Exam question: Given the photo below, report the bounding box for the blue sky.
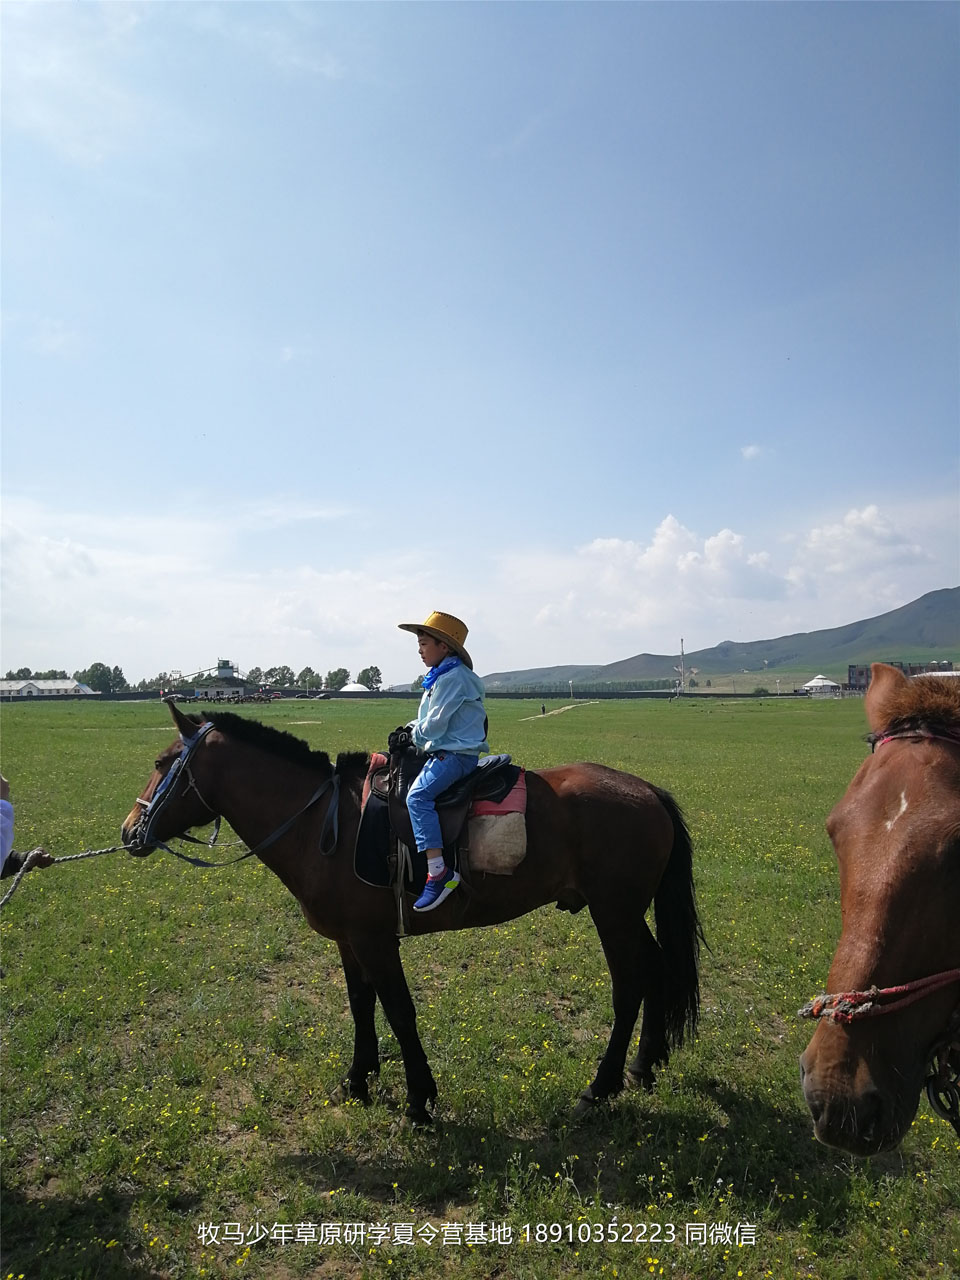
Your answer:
[2,1,957,687]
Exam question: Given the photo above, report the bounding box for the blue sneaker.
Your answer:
[413,866,460,912]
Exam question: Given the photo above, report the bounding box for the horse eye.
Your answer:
[154,759,163,770]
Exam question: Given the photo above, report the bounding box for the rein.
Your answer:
[130,722,341,866]
[152,774,340,868]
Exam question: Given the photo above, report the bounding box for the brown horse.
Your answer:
[121,699,703,1124]
[799,663,960,1154]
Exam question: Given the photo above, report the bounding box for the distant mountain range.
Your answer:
[482,587,959,690]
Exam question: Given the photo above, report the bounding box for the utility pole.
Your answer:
[674,638,686,696]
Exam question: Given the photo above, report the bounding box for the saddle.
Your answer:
[355,728,519,896]
[372,729,517,854]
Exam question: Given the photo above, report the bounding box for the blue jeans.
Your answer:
[406,752,479,852]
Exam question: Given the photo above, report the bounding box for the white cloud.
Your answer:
[20,315,84,357]
[489,516,788,660]
[1,495,954,684]
[2,3,147,165]
[479,503,953,666]
[741,444,762,460]
[241,499,353,531]
[786,504,938,616]
[0,495,426,683]
[191,6,344,80]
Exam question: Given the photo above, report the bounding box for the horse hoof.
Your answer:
[403,1108,434,1128]
[331,1080,371,1107]
[625,1068,655,1093]
[573,1093,596,1119]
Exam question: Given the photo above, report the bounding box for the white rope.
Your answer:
[0,844,125,911]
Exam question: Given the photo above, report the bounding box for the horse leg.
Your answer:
[626,922,669,1090]
[348,934,438,1124]
[336,941,380,1105]
[578,905,644,1110]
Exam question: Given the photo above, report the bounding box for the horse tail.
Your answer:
[650,785,704,1049]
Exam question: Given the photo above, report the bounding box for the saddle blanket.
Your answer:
[355,761,528,888]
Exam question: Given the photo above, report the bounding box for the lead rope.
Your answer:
[0,844,125,911]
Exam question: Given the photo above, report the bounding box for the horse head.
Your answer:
[121,699,219,855]
[799,663,960,1153]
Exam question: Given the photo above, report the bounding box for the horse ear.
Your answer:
[165,696,206,739]
[864,663,909,733]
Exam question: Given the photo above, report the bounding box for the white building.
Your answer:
[803,674,841,697]
[0,679,97,698]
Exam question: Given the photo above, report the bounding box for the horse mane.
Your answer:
[206,711,333,773]
[880,674,960,737]
[335,751,372,779]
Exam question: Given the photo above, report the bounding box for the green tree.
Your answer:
[135,672,171,692]
[411,674,425,691]
[325,668,350,691]
[246,666,263,685]
[297,666,320,689]
[6,667,32,679]
[111,665,128,692]
[74,662,113,693]
[356,665,382,691]
[262,666,295,688]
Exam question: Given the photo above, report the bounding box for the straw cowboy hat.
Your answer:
[398,611,473,669]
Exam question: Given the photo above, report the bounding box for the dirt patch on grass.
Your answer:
[519,702,600,722]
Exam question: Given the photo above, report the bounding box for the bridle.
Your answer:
[129,722,341,867]
[132,722,222,855]
[800,722,960,1137]
[869,726,960,753]
[799,976,960,1138]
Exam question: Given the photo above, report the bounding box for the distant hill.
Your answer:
[483,663,605,689]
[481,587,959,689]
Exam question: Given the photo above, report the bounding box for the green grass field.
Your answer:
[2,696,957,1279]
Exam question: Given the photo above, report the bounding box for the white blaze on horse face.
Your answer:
[885,790,909,832]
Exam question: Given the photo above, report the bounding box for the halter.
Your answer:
[801,722,960,1135]
[130,722,341,867]
[870,726,960,752]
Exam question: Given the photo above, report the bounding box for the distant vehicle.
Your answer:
[269,692,284,700]
[312,692,329,700]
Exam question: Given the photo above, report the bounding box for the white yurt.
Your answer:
[803,674,840,697]
[339,681,372,693]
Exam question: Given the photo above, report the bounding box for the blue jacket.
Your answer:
[412,661,489,755]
